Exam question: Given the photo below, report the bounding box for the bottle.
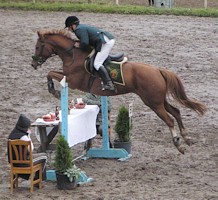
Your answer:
[55,106,59,120]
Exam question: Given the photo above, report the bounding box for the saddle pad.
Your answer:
[108,57,128,86]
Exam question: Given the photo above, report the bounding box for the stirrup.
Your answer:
[101,81,115,91]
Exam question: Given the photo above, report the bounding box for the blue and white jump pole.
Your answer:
[86,96,129,159]
[60,76,68,140]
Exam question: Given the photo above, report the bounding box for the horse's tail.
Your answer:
[159,69,207,116]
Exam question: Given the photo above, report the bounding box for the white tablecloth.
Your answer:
[60,105,99,147]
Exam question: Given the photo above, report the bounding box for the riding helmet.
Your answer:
[65,16,80,28]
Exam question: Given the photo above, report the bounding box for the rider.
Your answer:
[65,16,115,91]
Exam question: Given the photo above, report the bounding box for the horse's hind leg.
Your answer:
[47,71,64,99]
[152,105,185,154]
[164,101,192,146]
[164,101,184,131]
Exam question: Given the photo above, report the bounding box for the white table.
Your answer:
[60,105,99,147]
[32,119,60,152]
[34,105,99,149]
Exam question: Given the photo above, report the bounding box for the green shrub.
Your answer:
[114,106,132,142]
[54,135,72,173]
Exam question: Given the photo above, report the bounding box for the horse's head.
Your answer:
[31,29,76,69]
[31,31,54,69]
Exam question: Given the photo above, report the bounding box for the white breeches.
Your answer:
[94,35,115,70]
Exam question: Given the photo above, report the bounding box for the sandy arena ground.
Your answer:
[0,10,217,200]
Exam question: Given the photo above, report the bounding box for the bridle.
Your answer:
[32,39,76,66]
[32,40,55,66]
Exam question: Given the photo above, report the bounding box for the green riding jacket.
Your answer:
[73,24,114,52]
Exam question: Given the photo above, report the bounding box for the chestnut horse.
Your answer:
[31,29,207,154]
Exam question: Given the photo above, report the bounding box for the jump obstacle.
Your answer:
[47,77,92,183]
[86,96,129,159]
[47,76,130,182]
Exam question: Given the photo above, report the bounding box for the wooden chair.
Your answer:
[8,139,43,192]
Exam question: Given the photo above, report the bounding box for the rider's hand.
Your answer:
[74,42,80,48]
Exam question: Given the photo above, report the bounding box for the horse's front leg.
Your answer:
[47,71,64,99]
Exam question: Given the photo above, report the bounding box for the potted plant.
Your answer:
[54,135,82,190]
[113,106,132,154]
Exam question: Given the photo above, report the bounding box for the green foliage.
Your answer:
[54,135,83,182]
[114,106,132,142]
[64,165,84,182]
[0,2,217,17]
[54,135,72,173]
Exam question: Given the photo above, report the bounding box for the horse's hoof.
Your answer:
[48,81,54,92]
[177,146,185,154]
[184,136,192,146]
[54,91,61,99]
[173,136,181,147]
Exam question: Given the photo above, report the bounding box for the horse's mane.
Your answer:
[37,28,76,40]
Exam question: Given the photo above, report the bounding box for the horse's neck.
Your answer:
[50,36,91,69]
[49,35,88,62]
[49,35,75,52]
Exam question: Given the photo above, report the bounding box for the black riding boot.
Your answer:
[98,66,115,91]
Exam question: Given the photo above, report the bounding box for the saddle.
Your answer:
[84,50,128,91]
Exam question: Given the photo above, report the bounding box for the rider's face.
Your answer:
[68,24,76,32]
